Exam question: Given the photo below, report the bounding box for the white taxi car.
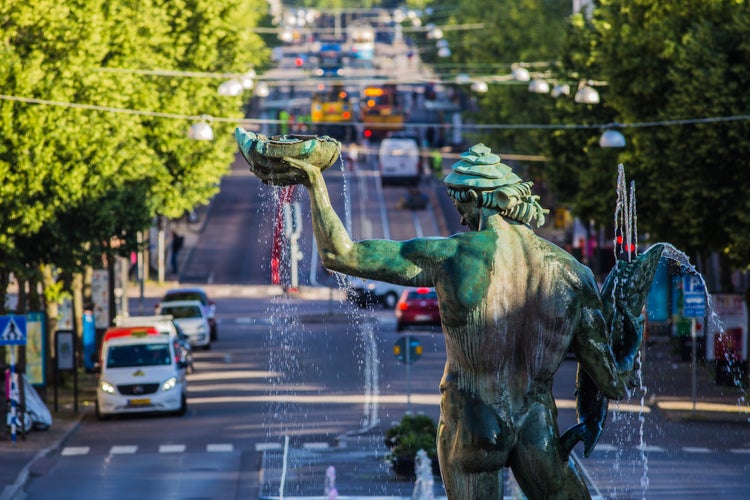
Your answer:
[96,326,188,419]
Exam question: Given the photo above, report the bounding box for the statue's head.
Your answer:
[444,143,548,229]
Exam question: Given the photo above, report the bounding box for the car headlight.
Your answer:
[197,324,207,334]
[161,377,178,392]
[99,380,115,394]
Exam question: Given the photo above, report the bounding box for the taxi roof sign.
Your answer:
[102,326,160,342]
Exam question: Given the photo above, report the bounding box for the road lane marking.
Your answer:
[110,445,137,454]
[591,443,619,452]
[61,447,90,456]
[730,448,750,454]
[683,446,711,453]
[302,442,329,450]
[207,443,234,452]
[159,444,186,453]
[636,444,665,453]
[256,442,282,451]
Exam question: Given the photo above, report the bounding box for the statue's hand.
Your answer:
[280,156,320,187]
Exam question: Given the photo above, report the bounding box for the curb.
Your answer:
[0,414,84,500]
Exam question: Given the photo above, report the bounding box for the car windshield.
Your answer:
[106,344,171,368]
[407,290,437,300]
[161,305,202,319]
[164,292,206,304]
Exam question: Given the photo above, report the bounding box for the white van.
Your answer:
[115,315,194,373]
[379,137,420,187]
[96,326,188,419]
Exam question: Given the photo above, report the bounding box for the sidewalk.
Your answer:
[640,338,749,423]
[0,375,93,500]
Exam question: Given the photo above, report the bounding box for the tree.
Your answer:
[550,0,750,274]
[422,0,572,154]
[0,0,270,354]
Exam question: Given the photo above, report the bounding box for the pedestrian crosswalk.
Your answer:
[58,441,750,457]
[61,443,235,456]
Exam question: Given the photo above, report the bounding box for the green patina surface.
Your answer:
[236,128,664,500]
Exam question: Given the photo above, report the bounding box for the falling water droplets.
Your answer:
[614,164,637,262]
[412,449,435,500]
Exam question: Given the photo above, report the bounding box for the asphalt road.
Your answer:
[14,147,750,499]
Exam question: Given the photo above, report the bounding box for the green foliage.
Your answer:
[552,0,750,269]
[422,0,571,154]
[0,0,269,282]
[384,413,438,463]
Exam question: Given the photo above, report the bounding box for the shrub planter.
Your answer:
[384,414,440,478]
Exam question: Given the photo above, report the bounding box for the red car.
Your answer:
[395,288,441,332]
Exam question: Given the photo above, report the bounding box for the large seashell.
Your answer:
[235,128,341,186]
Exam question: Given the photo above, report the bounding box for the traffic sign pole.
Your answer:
[405,333,411,415]
[8,347,17,444]
[691,318,697,415]
[393,334,423,415]
[0,314,27,446]
[682,275,706,415]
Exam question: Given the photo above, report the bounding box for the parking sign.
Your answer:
[683,275,706,318]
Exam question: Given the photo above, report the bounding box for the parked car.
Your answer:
[347,278,408,309]
[156,300,211,350]
[115,315,194,374]
[395,287,441,332]
[95,325,188,419]
[157,287,217,341]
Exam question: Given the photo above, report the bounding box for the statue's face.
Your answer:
[454,199,481,231]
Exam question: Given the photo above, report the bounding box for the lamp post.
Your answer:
[528,79,550,94]
[599,128,626,148]
[574,82,600,104]
[188,117,214,141]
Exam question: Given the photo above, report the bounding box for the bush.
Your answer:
[384,414,438,474]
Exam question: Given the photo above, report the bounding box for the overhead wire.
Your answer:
[1,93,749,131]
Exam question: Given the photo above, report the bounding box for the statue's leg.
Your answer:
[438,418,504,500]
[510,403,591,500]
[437,380,512,499]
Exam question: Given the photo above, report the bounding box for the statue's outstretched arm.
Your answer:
[284,157,435,285]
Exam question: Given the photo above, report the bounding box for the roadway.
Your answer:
[13,148,750,499]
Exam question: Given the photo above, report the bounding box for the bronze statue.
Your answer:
[236,129,663,500]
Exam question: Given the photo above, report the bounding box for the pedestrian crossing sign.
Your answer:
[0,315,27,345]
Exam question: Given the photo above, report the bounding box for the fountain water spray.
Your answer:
[614,164,637,262]
[412,449,434,500]
[324,465,338,499]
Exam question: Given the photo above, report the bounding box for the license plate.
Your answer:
[128,398,151,406]
[415,314,431,321]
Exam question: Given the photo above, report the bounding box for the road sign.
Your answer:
[683,275,706,318]
[393,335,422,364]
[0,315,27,345]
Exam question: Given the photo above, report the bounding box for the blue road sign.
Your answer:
[393,336,422,364]
[682,275,706,319]
[0,315,27,345]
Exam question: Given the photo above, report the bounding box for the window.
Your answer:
[107,344,171,368]
[161,305,202,319]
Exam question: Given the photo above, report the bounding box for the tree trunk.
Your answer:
[41,265,59,387]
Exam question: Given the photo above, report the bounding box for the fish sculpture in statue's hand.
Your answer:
[560,243,665,458]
